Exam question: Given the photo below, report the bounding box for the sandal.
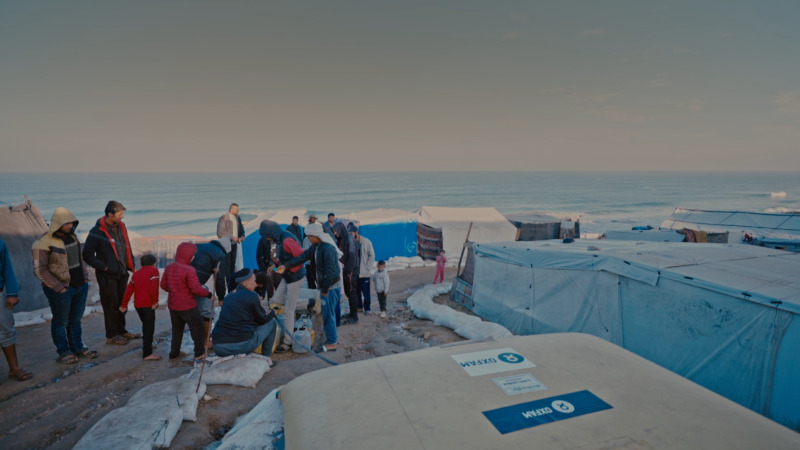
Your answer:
[106,336,129,345]
[57,354,79,364]
[122,332,142,340]
[77,348,98,359]
[8,368,33,381]
[319,344,338,352]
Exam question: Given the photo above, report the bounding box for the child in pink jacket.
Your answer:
[433,250,447,284]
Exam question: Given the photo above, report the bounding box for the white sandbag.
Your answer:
[454,321,514,340]
[188,354,271,388]
[411,301,451,322]
[216,388,284,450]
[13,309,47,327]
[127,378,207,422]
[433,308,481,330]
[389,256,411,264]
[408,262,425,268]
[73,404,184,449]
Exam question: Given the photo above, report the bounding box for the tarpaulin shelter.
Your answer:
[413,206,517,261]
[0,199,49,311]
[340,208,418,261]
[505,212,579,241]
[279,333,800,449]
[470,239,800,429]
[660,208,800,251]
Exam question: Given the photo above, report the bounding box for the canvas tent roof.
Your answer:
[660,208,800,242]
[470,240,800,429]
[413,206,517,258]
[280,333,800,449]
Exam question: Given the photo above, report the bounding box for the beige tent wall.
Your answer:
[0,199,50,311]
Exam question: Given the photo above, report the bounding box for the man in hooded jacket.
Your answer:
[190,237,230,349]
[33,207,96,363]
[259,220,306,352]
[82,201,137,345]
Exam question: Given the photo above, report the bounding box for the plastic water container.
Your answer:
[292,328,311,353]
[295,315,312,330]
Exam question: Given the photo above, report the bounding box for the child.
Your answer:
[161,242,212,362]
[433,250,447,284]
[372,260,390,319]
[121,254,161,360]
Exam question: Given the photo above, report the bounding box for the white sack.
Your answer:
[127,378,207,422]
[454,321,514,340]
[216,388,284,450]
[188,354,271,388]
[73,404,184,449]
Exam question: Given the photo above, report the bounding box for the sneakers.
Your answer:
[379,311,387,319]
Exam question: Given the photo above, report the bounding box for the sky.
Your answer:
[1,0,799,172]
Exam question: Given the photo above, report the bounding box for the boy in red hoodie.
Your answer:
[120,254,161,360]
[161,242,211,362]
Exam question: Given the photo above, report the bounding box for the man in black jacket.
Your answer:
[191,237,230,349]
[82,201,138,345]
[279,222,342,352]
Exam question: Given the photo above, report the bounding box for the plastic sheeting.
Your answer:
[0,199,49,311]
[660,208,800,249]
[471,239,800,429]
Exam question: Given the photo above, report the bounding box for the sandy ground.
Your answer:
[0,266,464,449]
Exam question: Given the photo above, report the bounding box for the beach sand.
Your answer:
[0,266,463,449]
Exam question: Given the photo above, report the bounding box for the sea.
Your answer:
[1,172,798,238]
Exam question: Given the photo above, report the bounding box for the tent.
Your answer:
[470,239,800,429]
[340,208,418,261]
[660,208,800,251]
[413,206,517,261]
[505,211,579,241]
[279,333,800,449]
[0,199,49,311]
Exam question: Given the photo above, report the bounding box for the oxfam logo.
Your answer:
[497,352,525,364]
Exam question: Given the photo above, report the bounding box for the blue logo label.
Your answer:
[483,390,612,435]
[497,352,525,364]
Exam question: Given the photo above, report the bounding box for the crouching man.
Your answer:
[211,269,278,360]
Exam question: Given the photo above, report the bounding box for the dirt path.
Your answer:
[0,266,462,449]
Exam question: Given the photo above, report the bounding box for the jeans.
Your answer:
[0,291,17,347]
[377,292,387,312]
[272,278,302,344]
[213,321,277,357]
[357,277,371,312]
[97,273,129,339]
[43,283,89,357]
[135,307,156,358]
[321,287,340,345]
[169,308,205,358]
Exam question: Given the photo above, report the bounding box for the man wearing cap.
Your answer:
[211,268,278,361]
[279,222,342,352]
[83,200,138,345]
[217,203,245,274]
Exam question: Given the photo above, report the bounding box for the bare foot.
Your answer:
[144,354,162,361]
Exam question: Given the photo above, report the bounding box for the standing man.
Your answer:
[260,220,306,353]
[1,238,33,381]
[322,213,337,241]
[341,223,360,325]
[286,216,304,242]
[303,215,318,289]
[32,207,96,363]
[352,226,375,314]
[279,222,342,352]
[190,237,230,349]
[83,201,138,345]
[217,203,245,275]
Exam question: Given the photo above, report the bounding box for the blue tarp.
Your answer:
[471,240,800,429]
[359,221,417,261]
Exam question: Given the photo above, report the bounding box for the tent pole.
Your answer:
[456,222,473,278]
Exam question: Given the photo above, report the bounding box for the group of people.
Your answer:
[1,201,406,378]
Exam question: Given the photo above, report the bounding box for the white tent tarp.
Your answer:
[413,206,517,259]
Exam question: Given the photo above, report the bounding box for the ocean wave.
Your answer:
[770,191,787,199]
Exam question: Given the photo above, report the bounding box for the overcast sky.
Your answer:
[1,1,799,172]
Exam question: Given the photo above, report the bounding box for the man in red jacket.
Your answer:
[161,242,211,362]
